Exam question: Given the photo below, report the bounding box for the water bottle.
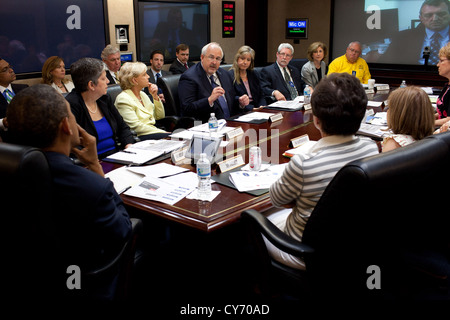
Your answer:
[400,80,407,88]
[303,85,311,104]
[208,113,218,134]
[197,153,211,200]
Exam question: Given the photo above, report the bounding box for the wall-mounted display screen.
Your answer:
[135,0,210,63]
[0,0,107,75]
[286,18,308,39]
[332,0,448,68]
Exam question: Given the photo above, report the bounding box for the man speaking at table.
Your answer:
[178,42,249,123]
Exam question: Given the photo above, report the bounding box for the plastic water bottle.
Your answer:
[400,80,407,88]
[303,85,311,104]
[197,153,211,200]
[208,113,218,134]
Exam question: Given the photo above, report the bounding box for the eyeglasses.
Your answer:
[277,52,292,58]
[439,58,449,63]
[347,48,361,54]
[0,64,12,73]
[206,55,222,62]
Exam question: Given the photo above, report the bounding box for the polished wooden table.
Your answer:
[102,90,389,233]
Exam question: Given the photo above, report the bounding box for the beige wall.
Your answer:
[267,0,331,63]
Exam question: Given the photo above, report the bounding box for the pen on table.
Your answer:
[122,150,136,154]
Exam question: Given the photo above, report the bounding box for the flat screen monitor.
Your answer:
[332,0,446,69]
[286,18,308,39]
[0,0,107,76]
[134,0,210,63]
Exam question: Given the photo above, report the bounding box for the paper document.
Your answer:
[124,176,195,205]
[229,170,283,192]
[105,148,163,165]
[233,112,272,122]
[365,112,387,125]
[105,166,144,194]
[357,123,389,138]
[283,140,317,158]
[131,139,186,154]
[268,99,303,110]
[127,162,189,178]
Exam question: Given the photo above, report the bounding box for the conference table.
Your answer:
[101,90,389,233]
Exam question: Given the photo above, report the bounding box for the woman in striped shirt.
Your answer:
[265,73,380,270]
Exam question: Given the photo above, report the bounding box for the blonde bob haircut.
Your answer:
[118,61,148,90]
[387,86,435,140]
[306,42,328,61]
[231,45,255,85]
[439,42,450,60]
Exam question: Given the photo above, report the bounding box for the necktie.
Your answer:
[155,73,163,94]
[3,88,14,103]
[429,32,442,65]
[210,75,230,118]
[283,67,298,100]
[184,63,188,70]
[114,72,119,84]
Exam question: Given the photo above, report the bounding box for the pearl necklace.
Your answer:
[86,102,98,114]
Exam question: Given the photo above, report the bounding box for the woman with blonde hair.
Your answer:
[229,45,266,110]
[382,86,435,152]
[301,42,328,88]
[115,62,169,140]
[41,56,74,94]
[435,42,450,126]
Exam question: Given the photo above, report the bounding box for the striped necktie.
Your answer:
[283,67,298,100]
[210,75,230,118]
[429,33,442,65]
[3,88,14,103]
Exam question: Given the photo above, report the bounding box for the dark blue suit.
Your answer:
[45,151,131,300]
[178,62,242,123]
[229,69,266,109]
[0,83,28,118]
[260,63,305,101]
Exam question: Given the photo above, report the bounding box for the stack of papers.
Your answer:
[267,99,303,111]
[169,119,235,140]
[283,140,317,158]
[232,112,273,122]
[104,148,163,165]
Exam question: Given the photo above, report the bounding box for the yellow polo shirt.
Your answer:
[327,55,371,84]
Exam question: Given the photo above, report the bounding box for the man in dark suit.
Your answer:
[6,84,132,302]
[169,44,195,74]
[382,0,450,65]
[101,44,121,85]
[260,43,305,102]
[146,50,171,103]
[0,58,28,137]
[178,42,249,123]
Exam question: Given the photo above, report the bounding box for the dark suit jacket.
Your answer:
[169,59,195,75]
[0,83,28,118]
[260,63,305,101]
[229,69,266,109]
[106,70,118,85]
[147,69,172,85]
[45,151,131,300]
[382,23,450,65]
[66,90,135,158]
[178,62,242,123]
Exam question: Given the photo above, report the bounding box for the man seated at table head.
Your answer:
[260,43,306,102]
[6,84,132,301]
[327,41,371,84]
[101,44,121,85]
[178,42,249,123]
[169,43,195,74]
[265,72,379,270]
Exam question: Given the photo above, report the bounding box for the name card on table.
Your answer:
[303,103,312,111]
[290,134,310,148]
[365,89,375,94]
[171,146,188,164]
[269,113,283,122]
[217,154,245,173]
[226,126,244,140]
[376,84,390,91]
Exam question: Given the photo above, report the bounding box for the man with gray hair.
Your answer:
[101,44,121,84]
[178,42,249,123]
[327,41,371,84]
[260,43,305,102]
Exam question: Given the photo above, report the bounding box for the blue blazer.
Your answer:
[178,62,241,123]
[260,63,305,101]
[229,69,266,109]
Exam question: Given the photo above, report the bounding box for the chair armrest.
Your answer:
[241,209,314,258]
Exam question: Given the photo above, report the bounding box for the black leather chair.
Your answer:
[289,58,309,72]
[242,133,450,301]
[0,143,143,304]
[157,74,195,129]
[106,83,123,104]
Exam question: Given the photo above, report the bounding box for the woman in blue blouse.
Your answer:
[66,57,135,158]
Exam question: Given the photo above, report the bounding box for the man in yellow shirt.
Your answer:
[328,41,371,84]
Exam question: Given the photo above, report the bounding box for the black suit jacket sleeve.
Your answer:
[66,91,135,152]
[260,63,305,101]
[229,69,266,109]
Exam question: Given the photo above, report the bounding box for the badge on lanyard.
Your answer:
[352,71,356,77]
[289,81,295,87]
